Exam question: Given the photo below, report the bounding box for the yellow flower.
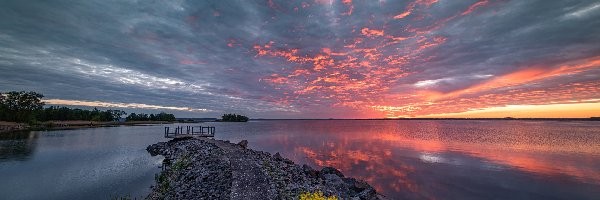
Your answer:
[299,191,338,200]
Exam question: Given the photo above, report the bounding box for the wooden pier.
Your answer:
[164,125,215,138]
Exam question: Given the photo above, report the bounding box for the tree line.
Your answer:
[125,112,175,121]
[220,113,249,122]
[36,106,126,122]
[0,91,176,123]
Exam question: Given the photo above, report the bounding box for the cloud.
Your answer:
[1,0,599,118]
[44,99,212,112]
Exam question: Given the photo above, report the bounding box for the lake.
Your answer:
[1,120,599,199]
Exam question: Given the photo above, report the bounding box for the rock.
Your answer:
[357,186,377,200]
[323,173,346,189]
[283,158,294,164]
[274,152,283,161]
[352,180,378,200]
[353,180,369,190]
[146,142,166,156]
[343,177,357,187]
[319,166,345,178]
[302,164,318,178]
[238,140,248,149]
[146,138,381,200]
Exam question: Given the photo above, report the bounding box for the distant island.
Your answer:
[218,113,249,122]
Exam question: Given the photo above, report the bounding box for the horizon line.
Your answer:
[177,117,600,121]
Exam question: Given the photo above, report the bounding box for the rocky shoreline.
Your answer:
[146,137,386,200]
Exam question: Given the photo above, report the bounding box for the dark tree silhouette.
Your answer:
[125,112,175,121]
[35,106,126,121]
[221,113,249,122]
[1,91,175,123]
[0,91,45,122]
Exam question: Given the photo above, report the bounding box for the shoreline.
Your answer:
[146,137,386,200]
[0,120,174,134]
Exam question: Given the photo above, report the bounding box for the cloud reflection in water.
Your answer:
[232,120,600,199]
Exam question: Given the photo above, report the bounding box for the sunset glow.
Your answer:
[1,0,599,118]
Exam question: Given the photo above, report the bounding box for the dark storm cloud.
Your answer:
[1,0,599,118]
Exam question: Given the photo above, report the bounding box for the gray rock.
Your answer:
[274,152,283,161]
[302,164,318,178]
[319,166,345,178]
[238,140,248,149]
[145,138,381,200]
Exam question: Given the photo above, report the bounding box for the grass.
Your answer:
[154,173,170,193]
[152,155,190,195]
[172,155,190,172]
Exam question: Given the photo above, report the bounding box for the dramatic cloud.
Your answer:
[1,0,599,118]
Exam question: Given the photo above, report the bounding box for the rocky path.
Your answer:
[208,139,278,199]
[146,137,384,200]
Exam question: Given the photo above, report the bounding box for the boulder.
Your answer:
[302,164,318,178]
[319,167,345,178]
[147,142,166,156]
[274,152,283,161]
[353,180,378,200]
[238,140,248,149]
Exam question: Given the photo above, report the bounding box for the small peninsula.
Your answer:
[146,137,386,200]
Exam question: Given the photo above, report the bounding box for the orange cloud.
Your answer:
[461,0,490,16]
[360,28,385,37]
[440,56,600,99]
[250,1,597,119]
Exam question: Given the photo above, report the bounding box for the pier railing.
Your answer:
[164,125,215,138]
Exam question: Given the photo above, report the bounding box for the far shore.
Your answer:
[0,120,174,133]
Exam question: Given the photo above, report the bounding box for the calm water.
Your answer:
[1,120,600,199]
[0,125,167,200]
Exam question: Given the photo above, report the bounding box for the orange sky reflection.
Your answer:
[249,120,600,198]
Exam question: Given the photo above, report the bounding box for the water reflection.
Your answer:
[0,131,38,161]
[0,126,167,200]
[213,120,600,199]
[2,121,599,199]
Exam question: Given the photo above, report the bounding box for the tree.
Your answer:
[0,94,6,121]
[156,112,175,121]
[0,91,173,123]
[125,113,137,121]
[0,91,45,122]
[108,110,127,121]
[221,113,249,122]
[125,112,175,122]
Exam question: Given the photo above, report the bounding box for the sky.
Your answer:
[1,0,599,118]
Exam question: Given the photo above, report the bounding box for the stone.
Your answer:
[274,152,283,161]
[146,138,381,200]
[320,166,345,178]
[302,164,318,178]
[238,140,248,149]
[354,180,369,190]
